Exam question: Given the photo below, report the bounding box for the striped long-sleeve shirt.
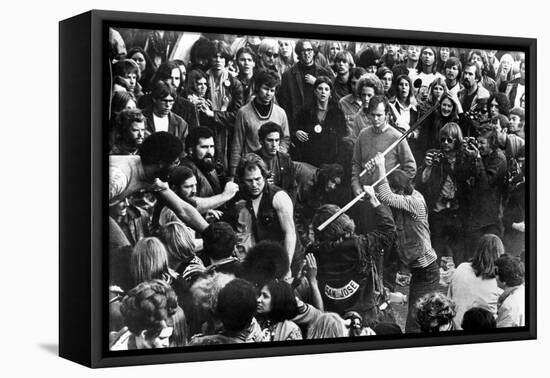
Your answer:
[376,180,437,268]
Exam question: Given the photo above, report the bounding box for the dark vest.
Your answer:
[247,184,284,243]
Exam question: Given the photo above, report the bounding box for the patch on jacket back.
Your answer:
[324,280,360,300]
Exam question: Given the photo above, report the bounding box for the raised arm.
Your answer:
[273,190,297,278]
[155,186,208,232]
[194,181,239,213]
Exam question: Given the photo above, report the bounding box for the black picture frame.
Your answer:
[59,9,537,368]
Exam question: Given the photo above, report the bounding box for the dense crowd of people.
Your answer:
[108,28,527,350]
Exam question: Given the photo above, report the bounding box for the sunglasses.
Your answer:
[264,52,279,58]
[440,137,456,144]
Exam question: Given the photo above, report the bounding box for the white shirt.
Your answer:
[153,113,169,133]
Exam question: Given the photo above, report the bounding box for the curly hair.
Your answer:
[415,292,456,333]
[495,254,525,287]
[120,279,178,336]
[202,221,237,260]
[312,204,355,242]
[241,240,289,287]
[356,74,384,96]
[139,131,183,166]
[217,278,258,332]
[190,272,235,313]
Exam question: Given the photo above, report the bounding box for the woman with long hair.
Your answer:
[256,279,302,341]
[127,46,156,94]
[159,221,203,274]
[448,234,505,329]
[278,38,297,74]
[293,76,349,169]
[307,312,348,339]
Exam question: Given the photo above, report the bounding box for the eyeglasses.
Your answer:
[440,137,456,144]
[264,52,279,58]
[301,48,314,54]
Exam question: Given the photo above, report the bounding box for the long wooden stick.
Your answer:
[359,101,439,177]
[317,164,401,232]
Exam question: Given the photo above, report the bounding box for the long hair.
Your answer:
[439,122,463,151]
[307,312,347,339]
[127,47,156,84]
[427,77,449,104]
[160,222,197,268]
[415,292,456,333]
[394,74,416,106]
[415,46,439,75]
[262,280,298,323]
[150,61,183,93]
[312,204,355,242]
[185,69,208,97]
[471,234,504,279]
[130,237,170,287]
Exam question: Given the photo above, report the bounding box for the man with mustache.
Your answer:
[109,132,208,249]
[181,127,226,198]
[110,108,146,155]
[458,62,490,113]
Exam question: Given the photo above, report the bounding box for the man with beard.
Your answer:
[110,109,146,155]
[181,127,226,198]
[458,62,490,113]
[225,153,300,280]
[109,132,208,250]
[277,39,332,128]
[163,166,239,221]
[142,81,189,143]
[229,71,290,178]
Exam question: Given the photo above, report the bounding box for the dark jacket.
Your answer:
[310,205,395,321]
[293,102,349,168]
[277,63,332,127]
[416,149,477,216]
[142,106,188,143]
[468,149,507,230]
[199,73,244,168]
[254,149,297,201]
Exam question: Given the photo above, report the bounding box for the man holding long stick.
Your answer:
[351,95,416,233]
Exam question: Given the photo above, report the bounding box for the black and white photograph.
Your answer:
[106,21,532,353]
